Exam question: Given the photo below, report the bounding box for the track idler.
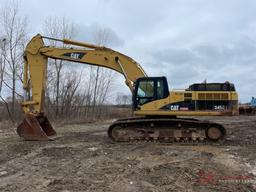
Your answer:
[17,114,56,141]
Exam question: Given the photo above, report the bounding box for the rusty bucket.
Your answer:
[17,114,56,141]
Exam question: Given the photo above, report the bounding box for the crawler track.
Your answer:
[108,117,226,143]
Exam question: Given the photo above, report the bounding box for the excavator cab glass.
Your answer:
[133,77,169,109]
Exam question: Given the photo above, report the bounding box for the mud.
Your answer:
[0,116,256,192]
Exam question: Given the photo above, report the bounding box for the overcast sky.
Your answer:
[1,0,256,102]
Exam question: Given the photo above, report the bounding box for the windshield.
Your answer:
[137,80,154,97]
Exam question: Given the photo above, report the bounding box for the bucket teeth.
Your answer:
[17,114,56,141]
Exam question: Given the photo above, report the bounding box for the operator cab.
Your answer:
[133,77,169,109]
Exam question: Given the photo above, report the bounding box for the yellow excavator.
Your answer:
[17,34,238,142]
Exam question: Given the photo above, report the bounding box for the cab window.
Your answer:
[133,77,169,109]
[156,80,164,99]
[137,80,154,97]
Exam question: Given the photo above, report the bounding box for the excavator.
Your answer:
[17,34,238,142]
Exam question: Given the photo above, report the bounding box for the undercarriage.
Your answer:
[108,117,226,143]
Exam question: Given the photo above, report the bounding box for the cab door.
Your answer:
[133,77,169,110]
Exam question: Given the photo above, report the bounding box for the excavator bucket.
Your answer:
[17,114,56,141]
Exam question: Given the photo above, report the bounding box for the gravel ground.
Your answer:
[0,116,256,192]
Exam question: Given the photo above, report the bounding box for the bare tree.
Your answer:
[42,16,75,117]
[0,1,28,119]
[116,93,131,106]
[89,27,115,117]
[0,38,11,121]
[41,22,119,121]
[0,38,7,95]
[59,71,82,117]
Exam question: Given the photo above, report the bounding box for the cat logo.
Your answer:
[63,52,85,59]
[170,105,179,111]
[70,53,80,59]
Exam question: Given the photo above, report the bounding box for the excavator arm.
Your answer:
[18,34,147,140]
[22,34,146,114]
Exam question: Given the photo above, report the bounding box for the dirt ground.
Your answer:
[0,116,256,192]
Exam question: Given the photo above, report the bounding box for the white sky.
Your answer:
[1,0,256,102]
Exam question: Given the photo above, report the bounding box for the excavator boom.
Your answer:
[18,34,146,140]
